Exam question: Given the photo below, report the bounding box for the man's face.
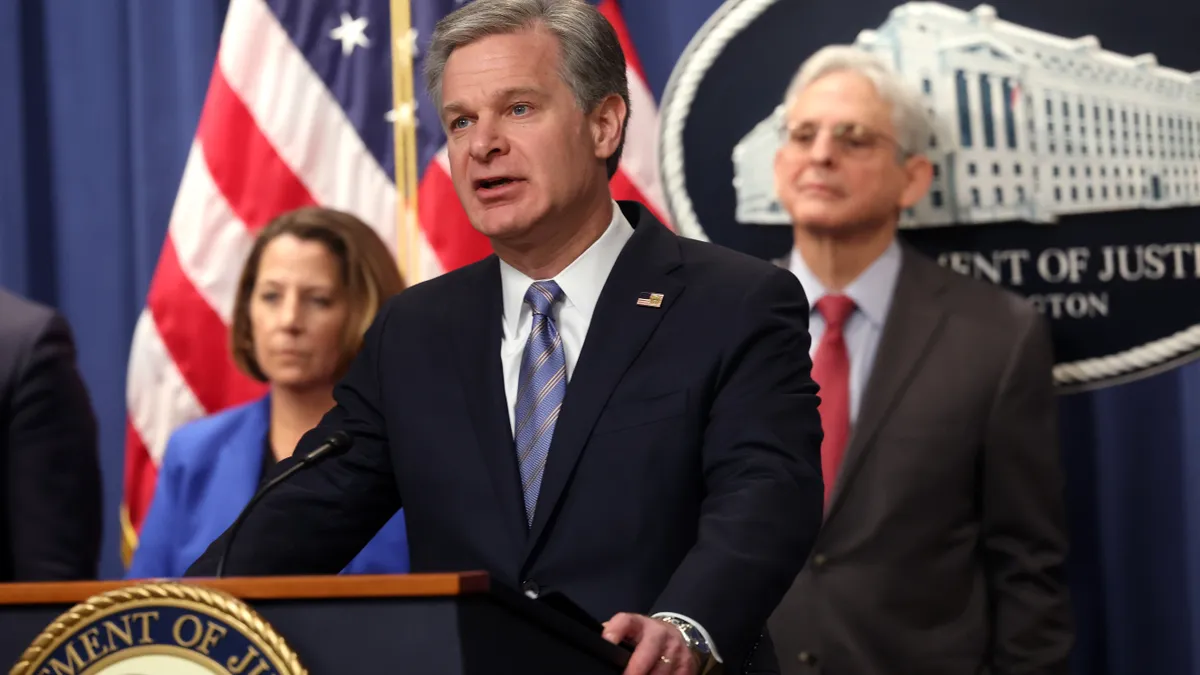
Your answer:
[774,70,932,237]
[439,28,619,246]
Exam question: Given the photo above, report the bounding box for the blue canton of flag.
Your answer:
[265,0,401,179]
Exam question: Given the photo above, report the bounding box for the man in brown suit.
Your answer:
[767,46,1073,674]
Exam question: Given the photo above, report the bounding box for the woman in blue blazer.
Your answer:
[128,207,410,578]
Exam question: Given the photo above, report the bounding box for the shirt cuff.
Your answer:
[651,612,723,663]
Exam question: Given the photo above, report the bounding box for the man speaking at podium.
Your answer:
[187,1,824,673]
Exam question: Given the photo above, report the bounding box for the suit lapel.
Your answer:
[823,245,949,523]
[449,256,530,544]
[523,204,684,556]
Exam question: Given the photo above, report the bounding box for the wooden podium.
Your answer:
[0,573,630,674]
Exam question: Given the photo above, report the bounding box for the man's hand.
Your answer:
[603,613,699,675]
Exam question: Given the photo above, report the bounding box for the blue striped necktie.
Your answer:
[514,280,567,526]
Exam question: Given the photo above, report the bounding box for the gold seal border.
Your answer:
[8,582,307,675]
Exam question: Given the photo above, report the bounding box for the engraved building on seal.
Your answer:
[732,1,1200,228]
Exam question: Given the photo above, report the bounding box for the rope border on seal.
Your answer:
[655,0,1200,390]
[1053,323,1200,386]
[658,0,782,244]
[9,582,307,675]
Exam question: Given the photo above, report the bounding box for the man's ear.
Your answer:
[899,154,934,209]
[590,93,627,163]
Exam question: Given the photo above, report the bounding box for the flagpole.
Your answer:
[389,0,420,284]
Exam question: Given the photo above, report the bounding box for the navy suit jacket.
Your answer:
[128,396,409,578]
[0,289,101,581]
[187,202,824,673]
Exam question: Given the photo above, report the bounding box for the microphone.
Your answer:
[214,431,354,578]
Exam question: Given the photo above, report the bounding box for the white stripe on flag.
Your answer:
[126,310,206,465]
[168,143,254,323]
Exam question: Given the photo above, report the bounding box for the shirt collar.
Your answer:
[499,200,634,337]
[787,238,903,328]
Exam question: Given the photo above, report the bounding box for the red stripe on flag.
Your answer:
[123,419,158,532]
[147,237,267,416]
[596,0,649,85]
[198,67,317,231]
[418,165,493,271]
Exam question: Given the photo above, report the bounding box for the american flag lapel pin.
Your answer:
[636,292,664,308]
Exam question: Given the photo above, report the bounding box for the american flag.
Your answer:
[120,0,669,562]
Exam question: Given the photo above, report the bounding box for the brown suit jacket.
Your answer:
[769,244,1072,675]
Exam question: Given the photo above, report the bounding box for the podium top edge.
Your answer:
[0,571,491,605]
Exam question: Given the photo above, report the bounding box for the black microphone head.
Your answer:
[326,430,353,453]
[301,431,354,463]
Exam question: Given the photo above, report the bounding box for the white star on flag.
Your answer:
[386,102,418,128]
[408,28,420,57]
[330,12,370,56]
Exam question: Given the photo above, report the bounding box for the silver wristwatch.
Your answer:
[657,616,717,673]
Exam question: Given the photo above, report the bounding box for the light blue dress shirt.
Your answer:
[787,240,903,425]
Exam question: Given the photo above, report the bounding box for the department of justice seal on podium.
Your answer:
[10,582,305,675]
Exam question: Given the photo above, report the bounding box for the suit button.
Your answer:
[798,651,818,665]
[812,553,828,568]
[521,580,540,599]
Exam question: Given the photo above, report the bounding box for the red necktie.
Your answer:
[812,295,856,507]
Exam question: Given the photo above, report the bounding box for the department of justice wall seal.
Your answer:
[659,0,1200,392]
[9,582,305,675]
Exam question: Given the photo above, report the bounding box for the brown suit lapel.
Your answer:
[823,244,950,523]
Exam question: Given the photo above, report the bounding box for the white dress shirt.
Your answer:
[497,200,723,662]
[499,201,634,431]
[786,239,903,425]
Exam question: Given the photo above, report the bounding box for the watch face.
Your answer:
[681,625,709,652]
[659,616,709,653]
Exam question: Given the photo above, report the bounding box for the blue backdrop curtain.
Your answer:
[0,0,228,579]
[0,1,1197,674]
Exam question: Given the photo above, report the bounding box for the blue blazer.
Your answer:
[127,396,409,578]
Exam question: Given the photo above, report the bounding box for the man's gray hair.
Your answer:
[424,0,630,178]
[783,45,932,158]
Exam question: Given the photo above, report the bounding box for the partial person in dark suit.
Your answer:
[766,46,1072,674]
[127,207,410,579]
[187,1,825,674]
[0,288,101,581]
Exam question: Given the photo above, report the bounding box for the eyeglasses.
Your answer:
[781,121,905,158]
